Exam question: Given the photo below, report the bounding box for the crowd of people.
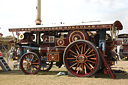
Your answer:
[8,46,30,62]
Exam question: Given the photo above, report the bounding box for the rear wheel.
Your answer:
[20,52,41,74]
[63,40,101,77]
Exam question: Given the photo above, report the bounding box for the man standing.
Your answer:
[98,30,106,55]
[94,30,100,47]
[17,48,21,62]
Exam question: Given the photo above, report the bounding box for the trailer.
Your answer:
[9,20,123,78]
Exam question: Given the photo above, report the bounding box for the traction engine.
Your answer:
[9,20,123,78]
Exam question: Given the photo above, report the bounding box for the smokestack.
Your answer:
[35,0,42,25]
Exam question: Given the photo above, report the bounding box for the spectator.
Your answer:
[23,48,27,54]
[17,48,21,62]
[27,48,30,53]
[94,30,100,47]
[112,47,119,60]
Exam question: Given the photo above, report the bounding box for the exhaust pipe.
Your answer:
[35,0,42,25]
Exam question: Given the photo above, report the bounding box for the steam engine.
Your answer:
[18,30,88,68]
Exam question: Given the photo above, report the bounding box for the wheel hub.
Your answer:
[28,62,32,66]
[77,55,86,62]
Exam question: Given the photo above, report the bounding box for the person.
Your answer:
[30,35,35,42]
[8,50,13,60]
[23,48,27,54]
[99,40,106,55]
[94,30,100,47]
[116,45,121,60]
[106,33,111,41]
[98,30,106,55]
[111,47,119,61]
[8,46,16,60]
[27,48,30,53]
[17,48,21,62]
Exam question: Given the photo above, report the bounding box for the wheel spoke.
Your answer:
[33,65,39,69]
[75,47,80,55]
[76,44,81,53]
[23,62,28,65]
[79,44,83,48]
[89,58,96,60]
[31,66,33,73]
[25,56,29,62]
[32,63,39,65]
[88,63,94,69]
[84,48,90,55]
[26,65,30,72]
[33,58,38,62]
[70,62,77,68]
[70,50,78,55]
[31,55,34,62]
[67,58,76,60]
[76,65,81,73]
[86,60,96,64]
[28,55,32,61]
[70,54,77,58]
[75,62,80,70]
[70,60,77,64]
[86,54,96,57]
[29,55,32,61]
[84,65,87,74]
[84,44,86,53]
[32,65,36,72]
[81,63,84,73]
[81,45,83,54]
[84,63,92,71]
[87,49,94,55]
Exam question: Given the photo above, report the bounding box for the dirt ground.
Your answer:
[0,60,128,85]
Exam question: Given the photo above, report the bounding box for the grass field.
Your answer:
[0,60,128,85]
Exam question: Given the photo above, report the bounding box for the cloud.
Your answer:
[99,0,128,10]
[0,0,128,36]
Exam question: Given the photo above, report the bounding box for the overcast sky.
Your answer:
[0,0,128,36]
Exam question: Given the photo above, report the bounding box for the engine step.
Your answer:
[0,56,11,71]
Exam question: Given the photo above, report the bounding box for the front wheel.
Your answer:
[20,52,41,74]
[63,40,101,77]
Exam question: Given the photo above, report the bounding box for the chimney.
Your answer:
[35,0,42,25]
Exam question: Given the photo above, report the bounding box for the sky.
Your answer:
[0,0,128,36]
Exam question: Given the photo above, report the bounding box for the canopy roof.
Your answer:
[118,34,128,38]
[9,20,123,32]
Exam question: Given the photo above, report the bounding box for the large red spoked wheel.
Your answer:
[20,52,41,74]
[63,40,101,77]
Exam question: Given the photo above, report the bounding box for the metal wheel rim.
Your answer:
[63,40,101,77]
[20,52,40,74]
